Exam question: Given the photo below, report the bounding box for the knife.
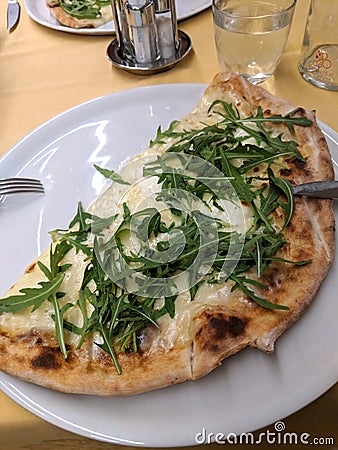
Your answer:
[7,0,20,32]
[293,180,338,199]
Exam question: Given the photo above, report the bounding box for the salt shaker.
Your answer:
[125,1,160,64]
[154,0,178,60]
[298,0,338,91]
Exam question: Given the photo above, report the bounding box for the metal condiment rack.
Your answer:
[107,0,191,74]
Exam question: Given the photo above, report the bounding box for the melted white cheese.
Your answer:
[0,112,259,351]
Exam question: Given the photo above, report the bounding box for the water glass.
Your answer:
[212,0,296,84]
[298,0,338,91]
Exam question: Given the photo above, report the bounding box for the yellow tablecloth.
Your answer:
[0,1,337,449]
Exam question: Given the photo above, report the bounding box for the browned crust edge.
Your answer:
[0,332,192,396]
[190,73,335,380]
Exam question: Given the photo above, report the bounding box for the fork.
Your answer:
[0,177,45,196]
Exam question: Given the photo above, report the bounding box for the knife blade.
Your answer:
[293,180,338,199]
[7,0,20,32]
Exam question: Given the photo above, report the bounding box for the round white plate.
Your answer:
[24,0,212,35]
[0,85,337,447]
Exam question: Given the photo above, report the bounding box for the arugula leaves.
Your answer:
[58,0,111,20]
[0,101,313,372]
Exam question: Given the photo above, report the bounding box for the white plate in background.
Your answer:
[24,0,212,35]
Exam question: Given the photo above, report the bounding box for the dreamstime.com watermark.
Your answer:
[195,421,335,446]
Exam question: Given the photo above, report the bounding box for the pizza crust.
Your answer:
[0,73,335,396]
[0,331,192,396]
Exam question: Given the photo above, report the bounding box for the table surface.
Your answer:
[0,1,337,449]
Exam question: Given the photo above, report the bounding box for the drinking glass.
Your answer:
[298,0,338,91]
[212,0,296,84]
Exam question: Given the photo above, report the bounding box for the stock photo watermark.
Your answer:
[195,421,335,446]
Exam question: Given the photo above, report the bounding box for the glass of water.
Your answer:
[212,0,296,84]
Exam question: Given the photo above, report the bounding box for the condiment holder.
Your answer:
[107,0,191,74]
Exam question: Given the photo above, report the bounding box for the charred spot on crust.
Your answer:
[31,347,63,370]
[292,158,309,174]
[295,161,307,171]
[195,312,248,353]
[279,168,292,177]
[0,343,7,355]
[25,262,37,273]
[209,315,247,339]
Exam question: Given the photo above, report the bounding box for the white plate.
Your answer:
[24,0,212,35]
[0,85,338,447]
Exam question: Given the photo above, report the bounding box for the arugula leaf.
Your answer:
[230,275,289,310]
[268,169,294,230]
[94,164,130,185]
[149,120,180,147]
[0,274,64,314]
[51,299,73,359]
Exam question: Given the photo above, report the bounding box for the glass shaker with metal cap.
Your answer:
[125,1,160,64]
[154,0,178,60]
[298,0,338,91]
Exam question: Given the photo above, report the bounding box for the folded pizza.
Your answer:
[0,73,335,396]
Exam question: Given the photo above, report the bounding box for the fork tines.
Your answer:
[0,177,45,196]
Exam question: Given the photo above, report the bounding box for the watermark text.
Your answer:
[195,422,335,445]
